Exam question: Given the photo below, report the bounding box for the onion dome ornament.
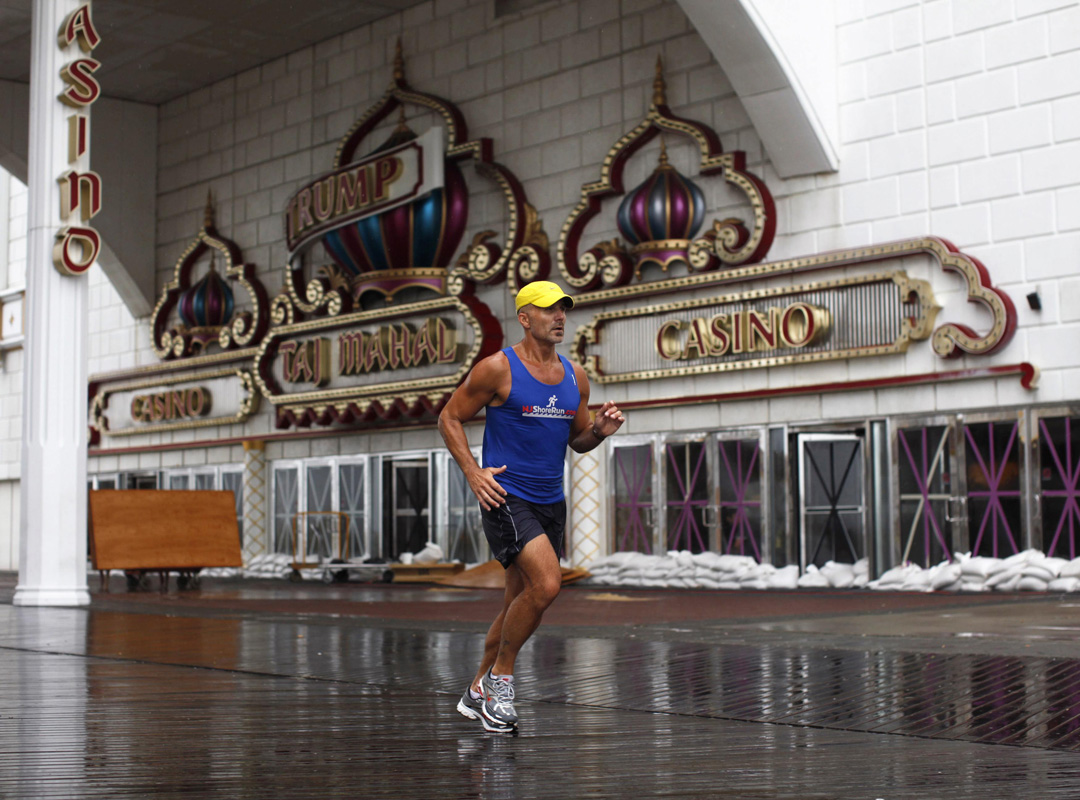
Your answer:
[149,190,268,360]
[616,137,706,274]
[317,107,469,303]
[177,251,235,348]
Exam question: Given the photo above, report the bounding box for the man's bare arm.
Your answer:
[569,363,625,453]
[438,354,510,510]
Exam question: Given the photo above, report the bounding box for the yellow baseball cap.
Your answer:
[515,280,575,311]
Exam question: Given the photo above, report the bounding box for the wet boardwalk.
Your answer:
[2,577,1080,798]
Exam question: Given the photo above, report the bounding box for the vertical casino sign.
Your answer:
[53,3,102,276]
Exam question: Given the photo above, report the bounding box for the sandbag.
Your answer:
[767,565,800,590]
[1017,576,1049,592]
[1049,577,1080,592]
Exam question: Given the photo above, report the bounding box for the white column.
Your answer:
[0,170,10,290]
[15,0,91,606]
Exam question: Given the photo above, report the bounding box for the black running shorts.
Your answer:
[480,493,566,568]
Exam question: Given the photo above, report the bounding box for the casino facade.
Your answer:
[0,0,1077,602]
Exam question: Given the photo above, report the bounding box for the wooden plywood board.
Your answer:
[435,560,592,589]
[389,562,465,583]
[89,490,243,570]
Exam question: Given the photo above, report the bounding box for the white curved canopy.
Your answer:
[677,0,840,178]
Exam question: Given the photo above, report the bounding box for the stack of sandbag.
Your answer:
[582,552,628,585]
[870,561,952,592]
[955,549,1063,593]
[765,564,801,589]
[242,552,294,579]
[866,549,1080,593]
[707,553,759,589]
[201,566,241,578]
[796,565,830,588]
[795,560,870,589]
[585,551,864,591]
[1051,559,1080,592]
[586,552,668,587]
[583,548,1080,593]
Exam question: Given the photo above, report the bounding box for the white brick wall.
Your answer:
[0,173,26,484]
[0,173,26,567]
[13,0,1068,486]
[828,0,1080,421]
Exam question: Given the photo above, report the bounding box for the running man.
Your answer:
[438,280,625,732]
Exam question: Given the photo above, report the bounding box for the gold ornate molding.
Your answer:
[254,293,502,428]
[282,39,550,317]
[574,271,939,383]
[557,56,775,292]
[571,236,1015,360]
[90,368,260,438]
[151,194,269,359]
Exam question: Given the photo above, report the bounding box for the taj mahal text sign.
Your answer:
[276,318,461,388]
[253,295,497,425]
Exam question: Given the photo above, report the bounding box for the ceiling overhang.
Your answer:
[678,0,840,178]
[0,0,430,105]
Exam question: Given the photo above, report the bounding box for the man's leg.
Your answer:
[490,533,562,677]
[467,531,562,730]
[470,564,525,692]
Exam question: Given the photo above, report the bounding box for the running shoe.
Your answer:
[456,686,483,721]
[480,669,518,732]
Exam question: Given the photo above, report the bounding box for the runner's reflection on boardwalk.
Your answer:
[1,582,1080,798]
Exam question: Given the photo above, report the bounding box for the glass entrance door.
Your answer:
[609,432,771,560]
[383,457,430,560]
[715,432,768,561]
[1036,412,1080,559]
[443,453,486,564]
[303,463,335,561]
[338,461,367,561]
[610,439,657,554]
[664,437,711,554]
[963,417,1024,558]
[895,420,962,568]
[799,434,866,569]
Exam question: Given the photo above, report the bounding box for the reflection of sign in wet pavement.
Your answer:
[71,593,1080,754]
[6,597,1080,797]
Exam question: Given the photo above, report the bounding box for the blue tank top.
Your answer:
[482,347,580,504]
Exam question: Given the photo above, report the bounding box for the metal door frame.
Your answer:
[796,431,868,572]
[713,428,771,563]
[958,408,1030,556]
[161,465,230,489]
[768,425,795,568]
[89,473,120,490]
[379,450,435,560]
[661,431,714,553]
[333,455,372,561]
[607,434,661,555]
[889,413,965,569]
[434,448,484,563]
[270,459,303,555]
[1029,405,1080,558]
[269,456,372,558]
